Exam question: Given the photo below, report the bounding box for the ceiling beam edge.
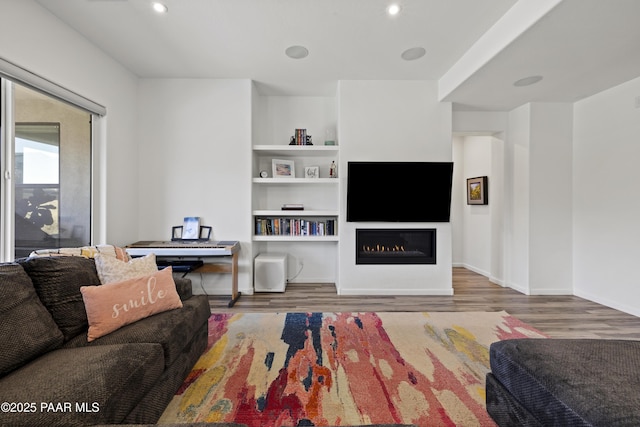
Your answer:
[437,0,564,103]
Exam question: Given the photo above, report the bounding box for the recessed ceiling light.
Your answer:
[513,75,543,87]
[285,45,309,59]
[401,47,426,61]
[152,2,168,13]
[387,4,401,15]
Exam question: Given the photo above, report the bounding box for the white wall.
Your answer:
[573,76,640,316]
[338,80,453,295]
[451,136,464,265]
[490,136,505,285]
[137,79,253,294]
[505,104,531,293]
[528,103,573,294]
[1,0,140,246]
[503,103,573,295]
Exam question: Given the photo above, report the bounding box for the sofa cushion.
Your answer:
[94,253,157,284]
[0,343,164,426]
[19,256,101,341]
[173,277,193,300]
[81,267,183,342]
[64,295,210,369]
[0,263,64,376]
[489,338,640,426]
[486,372,545,427]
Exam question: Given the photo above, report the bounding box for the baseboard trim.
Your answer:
[459,263,491,278]
[337,288,454,296]
[574,289,640,318]
[528,289,573,296]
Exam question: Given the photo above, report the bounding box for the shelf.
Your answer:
[253,210,338,216]
[253,178,339,184]
[253,235,339,242]
[253,145,339,157]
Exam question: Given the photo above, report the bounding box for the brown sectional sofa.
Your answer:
[0,255,211,426]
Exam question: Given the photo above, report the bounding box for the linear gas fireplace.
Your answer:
[356,228,436,265]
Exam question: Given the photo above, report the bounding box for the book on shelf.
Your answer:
[295,129,307,145]
[255,217,337,237]
[281,203,304,210]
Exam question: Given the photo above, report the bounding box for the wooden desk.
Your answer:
[126,240,241,307]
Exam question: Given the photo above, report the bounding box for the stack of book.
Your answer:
[294,129,307,145]
[255,217,336,237]
[281,203,304,211]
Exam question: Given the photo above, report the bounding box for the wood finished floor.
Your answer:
[206,267,640,340]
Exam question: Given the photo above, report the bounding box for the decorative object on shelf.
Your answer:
[329,160,337,178]
[467,176,488,205]
[281,203,304,210]
[288,128,313,145]
[171,217,212,241]
[304,166,320,179]
[324,127,336,145]
[272,159,295,178]
[259,170,269,178]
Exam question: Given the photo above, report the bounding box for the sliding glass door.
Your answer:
[1,81,92,259]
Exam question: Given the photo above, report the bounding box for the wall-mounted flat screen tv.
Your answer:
[346,161,454,222]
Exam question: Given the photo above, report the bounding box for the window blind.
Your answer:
[0,57,106,116]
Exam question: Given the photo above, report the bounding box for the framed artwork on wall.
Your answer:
[467,176,488,205]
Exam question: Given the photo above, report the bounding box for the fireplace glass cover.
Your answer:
[356,228,436,265]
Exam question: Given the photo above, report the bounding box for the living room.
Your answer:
[1,0,639,320]
[3,1,640,426]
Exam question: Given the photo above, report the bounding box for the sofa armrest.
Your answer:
[173,277,193,300]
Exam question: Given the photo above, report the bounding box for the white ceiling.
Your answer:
[35,0,640,111]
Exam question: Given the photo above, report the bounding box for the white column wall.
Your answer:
[337,80,453,295]
[451,136,465,266]
[528,103,573,295]
[505,104,531,293]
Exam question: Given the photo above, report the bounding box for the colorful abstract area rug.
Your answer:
[159,311,546,426]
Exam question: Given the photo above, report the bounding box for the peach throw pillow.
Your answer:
[80,267,183,341]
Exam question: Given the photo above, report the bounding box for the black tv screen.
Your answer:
[346,161,454,222]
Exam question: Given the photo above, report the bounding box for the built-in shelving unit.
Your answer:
[251,94,339,284]
[252,145,339,242]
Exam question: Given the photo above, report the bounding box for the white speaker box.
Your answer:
[254,253,287,292]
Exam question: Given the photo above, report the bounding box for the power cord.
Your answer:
[287,260,304,282]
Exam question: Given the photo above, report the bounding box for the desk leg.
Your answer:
[228,251,241,307]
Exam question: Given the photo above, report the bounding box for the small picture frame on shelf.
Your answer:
[467,176,488,205]
[304,166,320,179]
[272,159,295,178]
